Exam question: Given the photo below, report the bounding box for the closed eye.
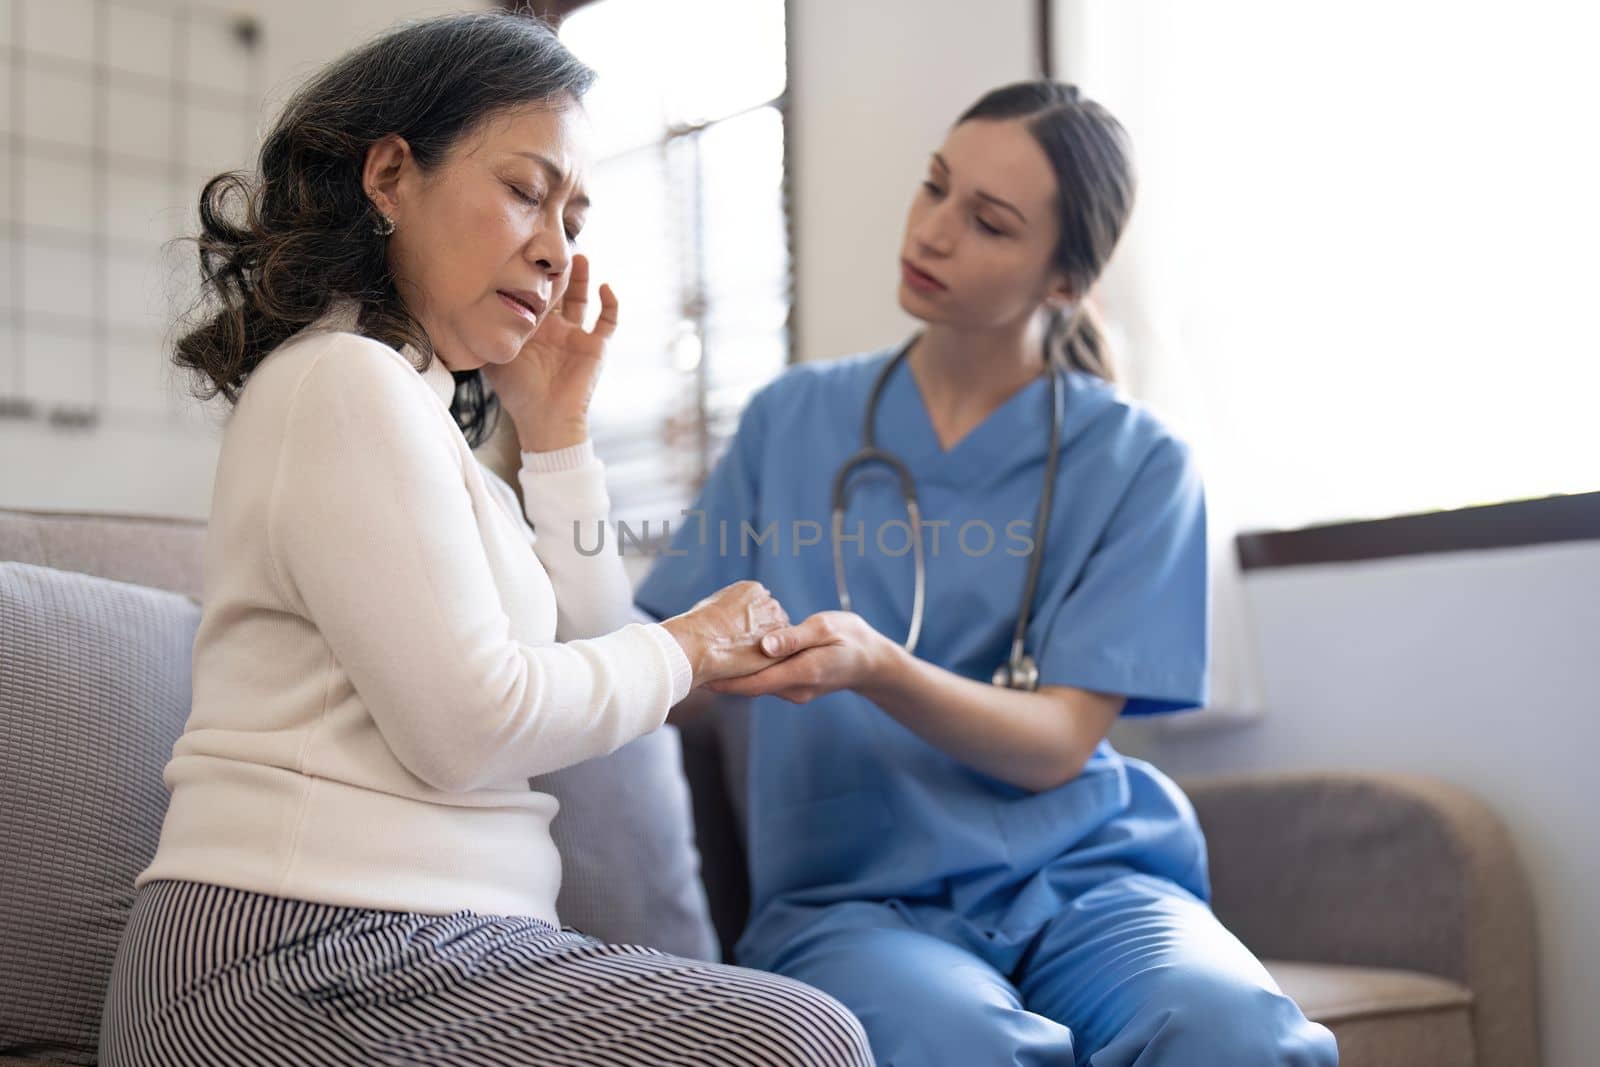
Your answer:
[922,180,945,198]
[508,182,542,207]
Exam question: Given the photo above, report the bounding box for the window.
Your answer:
[1058,0,1600,530]
[556,0,791,530]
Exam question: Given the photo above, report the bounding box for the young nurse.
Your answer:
[636,82,1338,1065]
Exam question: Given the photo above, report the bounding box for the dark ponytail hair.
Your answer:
[957,81,1135,382]
[173,12,595,446]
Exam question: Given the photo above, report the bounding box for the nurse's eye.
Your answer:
[975,216,1005,236]
[921,180,946,199]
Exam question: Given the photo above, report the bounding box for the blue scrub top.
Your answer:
[636,347,1212,952]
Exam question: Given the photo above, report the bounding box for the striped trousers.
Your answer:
[100,880,873,1066]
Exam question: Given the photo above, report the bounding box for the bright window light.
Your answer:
[1064,0,1600,528]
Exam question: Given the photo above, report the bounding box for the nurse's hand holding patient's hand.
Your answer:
[661,581,793,689]
[706,611,893,704]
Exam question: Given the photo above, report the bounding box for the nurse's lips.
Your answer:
[901,259,947,294]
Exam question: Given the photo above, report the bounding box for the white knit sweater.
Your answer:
[138,310,691,922]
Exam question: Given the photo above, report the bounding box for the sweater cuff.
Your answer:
[521,439,596,473]
[641,623,694,707]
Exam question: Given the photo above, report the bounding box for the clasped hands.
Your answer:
[658,582,898,704]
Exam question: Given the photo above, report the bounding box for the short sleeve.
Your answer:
[1034,436,1209,716]
[633,387,769,622]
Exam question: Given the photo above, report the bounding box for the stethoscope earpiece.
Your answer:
[833,337,1065,691]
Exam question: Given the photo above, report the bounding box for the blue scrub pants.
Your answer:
[747,874,1338,1066]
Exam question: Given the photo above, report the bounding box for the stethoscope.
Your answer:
[830,337,1065,691]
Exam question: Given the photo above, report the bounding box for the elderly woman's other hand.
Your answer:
[659,581,793,689]
[483,253,617,453]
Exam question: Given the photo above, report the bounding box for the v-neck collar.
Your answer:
[877,350,1059,485]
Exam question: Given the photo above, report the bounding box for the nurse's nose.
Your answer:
[911,202,959,257]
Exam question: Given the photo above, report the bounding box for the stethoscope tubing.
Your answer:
[830,338,1063,685]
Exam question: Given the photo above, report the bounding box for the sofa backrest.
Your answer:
[0,510,206,603]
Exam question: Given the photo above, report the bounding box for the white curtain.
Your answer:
[1055,1,1269,724]
[1055,0,1600,727]
[1097,229,1268,726]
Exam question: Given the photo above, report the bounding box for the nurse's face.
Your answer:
[898,118,1072,329]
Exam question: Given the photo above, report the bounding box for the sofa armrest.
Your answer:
[1182,771,1540,1067]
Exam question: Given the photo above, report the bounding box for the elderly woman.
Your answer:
[98,13,870,1067]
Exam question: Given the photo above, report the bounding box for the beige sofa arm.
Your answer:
[1181,771,1540,1066]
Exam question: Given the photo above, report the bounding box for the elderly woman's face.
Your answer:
[376,99,592,372]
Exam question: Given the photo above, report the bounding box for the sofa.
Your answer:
[1,506,1541,1066]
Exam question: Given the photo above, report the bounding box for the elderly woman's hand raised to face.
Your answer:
[483,252,616,453]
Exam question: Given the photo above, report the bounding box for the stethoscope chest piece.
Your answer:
[991,653,1041,692]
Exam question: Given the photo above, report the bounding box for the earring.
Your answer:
[373,213,396,237]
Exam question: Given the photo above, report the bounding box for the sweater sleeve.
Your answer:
[518,441,693,689]
[266,336,684,792]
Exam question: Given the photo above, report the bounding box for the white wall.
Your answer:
[0,410,222,517]
[1115,541,1600,1067]
[786,0,1036,363]
[0,0,489,519]
[260,0,495,112]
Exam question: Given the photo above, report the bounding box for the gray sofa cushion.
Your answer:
[532,725,719,961]
[0,563,200,1064]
